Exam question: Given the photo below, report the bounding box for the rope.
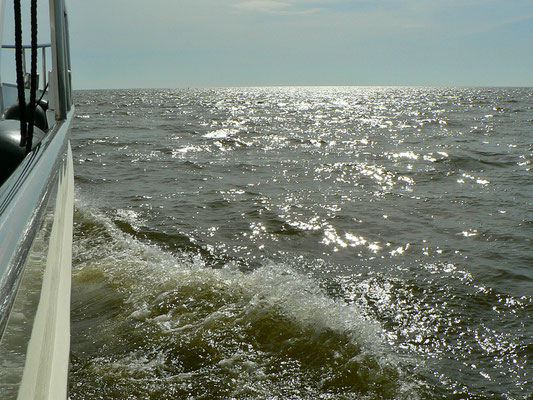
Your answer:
[37,82,49,106]
[13,0,39,153]
[27,0,39,153]
[13,0,27,148]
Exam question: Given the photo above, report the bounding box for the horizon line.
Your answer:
[73,84,533,91]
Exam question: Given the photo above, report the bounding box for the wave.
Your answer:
[433,152,516,171]
[69,199,417,399]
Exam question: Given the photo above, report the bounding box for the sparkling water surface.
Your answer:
[69,87,532,399]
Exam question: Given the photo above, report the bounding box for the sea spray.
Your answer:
[70,199,416,399]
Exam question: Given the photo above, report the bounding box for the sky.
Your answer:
[2,0,533,89]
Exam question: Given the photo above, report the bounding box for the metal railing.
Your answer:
[2,43,51,91]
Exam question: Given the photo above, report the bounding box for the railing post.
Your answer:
[42,46,47,91]
[49,0,67,119]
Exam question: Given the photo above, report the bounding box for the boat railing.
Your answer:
[2,43,51,92]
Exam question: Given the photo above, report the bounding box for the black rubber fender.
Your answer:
[0,119,46,185]
[4,102,48,131]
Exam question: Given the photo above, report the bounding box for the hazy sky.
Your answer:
[4,0,533,89]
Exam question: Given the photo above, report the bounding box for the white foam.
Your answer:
[74,197,389,352]
[71,197,411,397]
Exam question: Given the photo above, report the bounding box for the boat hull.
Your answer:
[0,107,75,398]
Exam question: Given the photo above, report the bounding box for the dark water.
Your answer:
[69,87,533,399]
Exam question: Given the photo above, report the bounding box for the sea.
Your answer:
[68,87,532,399]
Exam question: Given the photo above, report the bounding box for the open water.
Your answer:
[69,87,532,399]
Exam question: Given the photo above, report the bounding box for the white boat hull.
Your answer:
[16,143,73,400]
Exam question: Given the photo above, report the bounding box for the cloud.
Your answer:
[482,13,533,32]
[234,0,290,13]
[233,0,325,15]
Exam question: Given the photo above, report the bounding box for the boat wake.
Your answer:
[69,198,419,399]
